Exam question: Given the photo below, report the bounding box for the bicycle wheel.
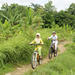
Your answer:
[38,56,42,65]
[49,46,52,59]
[54,47,58,57]
[31,52,37,69]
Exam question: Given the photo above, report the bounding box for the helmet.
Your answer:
[52,31,56,34]
[36,33,40,36]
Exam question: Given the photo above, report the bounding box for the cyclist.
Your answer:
[48,31,58,51]
[30,33,44,59]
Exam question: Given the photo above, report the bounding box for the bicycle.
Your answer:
[30,44,43,69]
[48,40,58,59]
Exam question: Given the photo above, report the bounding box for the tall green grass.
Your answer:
[24,42,75,75]
[0,27,72,69]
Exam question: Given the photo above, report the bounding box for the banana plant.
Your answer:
[32,15,44,28]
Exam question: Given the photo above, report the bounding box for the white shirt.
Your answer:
[35,38,41,44]
[49,35,58,41]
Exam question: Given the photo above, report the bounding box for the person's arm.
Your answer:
[48,35,52,40]
[30,40,35,44]
[40,39,44,44]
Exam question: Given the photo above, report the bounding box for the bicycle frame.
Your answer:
[33,51,39,62]
[30,43,43,69]
[49,40,57,59]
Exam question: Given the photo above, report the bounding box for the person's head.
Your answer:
[36,33,40,38]
[52,31,56,36]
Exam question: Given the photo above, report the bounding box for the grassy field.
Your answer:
[0,27,74,75]
[24,42,75,75]
[0,1,75,75]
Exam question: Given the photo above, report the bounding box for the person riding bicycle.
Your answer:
[30,33,44,59]
[48,31,58,51]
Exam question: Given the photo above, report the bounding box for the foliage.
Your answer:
[42,1,56,28]
[68,3,75,15]
[0,32,33,68]
[25,43,75,75]
[0,1,75,30]
[0,4,34,26]
[0,1,75,74]
[72,31,75,42]
[42,12,54,28]
[0,27,73,69]
[31,3,41,12]
[32,16,44,28]
[44,1,56,12]
[55,10,75,28]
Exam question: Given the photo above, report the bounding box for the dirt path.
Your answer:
[5,41,70,75]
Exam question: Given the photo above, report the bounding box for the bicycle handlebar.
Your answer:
[48,39,57,41]
[29,44,44,45]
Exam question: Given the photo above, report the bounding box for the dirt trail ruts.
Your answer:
[5,41,70,75]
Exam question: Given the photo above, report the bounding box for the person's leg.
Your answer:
[34,47,38,59]
[38,47,42,56]
[50,42,53,48]
[55,41,58,50]
[38,47,42,64]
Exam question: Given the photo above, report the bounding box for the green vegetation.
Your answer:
[0,27,73,75]
[0,0,75,75]
[0,1,75,39]
[24,39,75,75]
[0,64,15,75]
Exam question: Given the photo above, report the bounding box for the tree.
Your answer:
[42,12,54,28]
[31,3,44,16]
[68,3,75,15]
[44,1,56,12]
[42,1,56,28]
[1,3,8,10]
[31,3,41,12]
[0,4,22,25]
[0,4,34,26]
[55,10,75,28]
[32,16,43,28]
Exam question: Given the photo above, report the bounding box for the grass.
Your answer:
[0,27,73,75]
[0,64,15,75]
[24,43,75,75]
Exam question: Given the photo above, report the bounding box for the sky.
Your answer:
[0,0,75,11]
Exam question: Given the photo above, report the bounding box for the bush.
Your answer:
[0,32,34,67]
[72,32,75,42]
[25,43,75,75]
[0,27,73,68]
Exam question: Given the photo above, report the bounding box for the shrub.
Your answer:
[0,28,73,68]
